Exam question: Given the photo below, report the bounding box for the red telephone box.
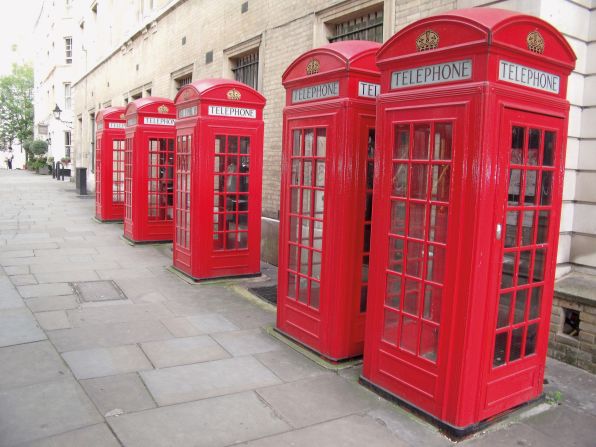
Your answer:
[276,41,381,361]
[95,107,126,222]
[361,9,576,435]
[172,79,265,280]
[123,97,176,243]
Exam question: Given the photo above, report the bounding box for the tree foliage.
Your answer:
[0,64,34,157]
[30,139,48,156]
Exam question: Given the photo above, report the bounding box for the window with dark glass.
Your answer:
[232,50,259,90]
[65,37,72,64]
[328,10,383,43]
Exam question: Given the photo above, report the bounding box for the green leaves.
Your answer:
[0,63,34,154]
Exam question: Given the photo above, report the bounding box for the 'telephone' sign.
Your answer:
[358,81,380,98]
[498,60,560,94]
[392,59,472,89]
[207,106,257,119]
[144,117,175,126]
[292,81,339,103]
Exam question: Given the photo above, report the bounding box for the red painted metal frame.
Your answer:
[95,107,126,222]
[172,79,266,280]
[277,41,381,361]
[362,8,576,434]
[123,97,176,243]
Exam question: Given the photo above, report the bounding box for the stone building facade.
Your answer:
[38,0,596,370]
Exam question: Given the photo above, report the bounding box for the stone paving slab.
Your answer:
[4,265,30,275]
[0,378,102,446]
[141,356,282,406]
[34,270,101,284]
[140,335,230,368]
[460,421,562,446]
[17,282,74,298]
[19,423,121,447]
[66,302,173,327]
[242,413,407,446]
[62,344,153,380]
[0,277,25,309]
[48,320,173,352]
[256,374,381,429]
[108,391,290,447]
[25,294,80,312]
[0,341,71,391]
[186,313,240,333]
[159,316,203,337]
[81,373,156,416]
[254,348,332,383]
[9,274,38,286]
[34,310,71,331]
[0,307,47,347]
[212,328,284,356]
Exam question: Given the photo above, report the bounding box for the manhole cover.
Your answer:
[72,280,127,302]
[248,285,277,305]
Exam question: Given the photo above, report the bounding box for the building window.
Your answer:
[64,83,72,110]
[232,50,259,89]
[65,37,72,64]
[328,10,383,43]
[64,131,71,158]
[175,73,192,91]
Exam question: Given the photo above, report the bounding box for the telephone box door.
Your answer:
[366,104,465,415]
[482,108,565,417]
[209,126,261,272]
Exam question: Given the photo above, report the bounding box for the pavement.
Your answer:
[0,168,594,447]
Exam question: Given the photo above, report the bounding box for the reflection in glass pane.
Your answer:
[511,126,524,164]
[304,130,314,157]
[423,285,441,323]
[514,289,528,323]
[368,128,375,158]
[291,160,300,185]
[292,130,302,156]
[310,281,320,309]
[433,123,452,160]
[410,164,428,199]
[525,323,538,356]
[400,316,418,353]
[528,129,540,165]
[510,327,524,361]
[302,189,312,216]
[429,205,448,243]
[493,332,508,367]
[540,171,552,205]
[228,136,238,153]
[497,293,512,328]
[501,252,515,289]
[390,200,406,235]
[288,244,298,271]
[288,273,297,299]
[290,188,300,214]
[530,287,541,319]
[408,203,426,239]
[315,161,325,187]
[301,218,311,246]
[382,310,399,345]
[420,324,438,362]
[508,169,521,205]
[427,245,445,284]
[392,163,408,197]
[298,276,309,304]
[413,124,430,160]
[240,137,250,154]
[431,165,450,202]
[303,161,312,187]
[385,274,401,309]
[521,211,535,246]
[403,279,420,315]
[543,131,555,166]
[505,211,519,248]
[394,125,409,159]
[518,250,531,286]
[314,190,324,219]
[406,241,424,278]
[388,238,404,273]
[316,128,326,157]
[215,135,226,154]
[537,211,549,244]
[533,249,546,282]
[525,170,537,205]
[311,251,322,280]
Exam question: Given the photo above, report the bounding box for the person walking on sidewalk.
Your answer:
[6,148,14,170]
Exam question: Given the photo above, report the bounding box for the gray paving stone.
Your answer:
[223,306,277,329]
[29,261,120,274]
[81,373,156,416]
[141,356,282,406]
[0,378,102,446]
[0,277,25,309]
[17,282,73,298]
[96,267,156,280]
[140,335,230,368]
[35,310,71,330]
[0,249,34,259]
[243,414,407,446]
[0,341,70,391]
[4,265,30,275]
[34,270,100,284]
[62,344,153,380]
[48,320,172,352]
[256,375,380,429]
[254,348,331,382]
[186,313,240,333]
[522,405,596,447]
[160,316,203,337]
[19,423,121,447]
[9,274,38,286]
[212,328,284,356]
[460,421,561,447]
[25,295,80,312]
[67,302,172,327]
[108,391,290,447]
[0,308,47,347]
